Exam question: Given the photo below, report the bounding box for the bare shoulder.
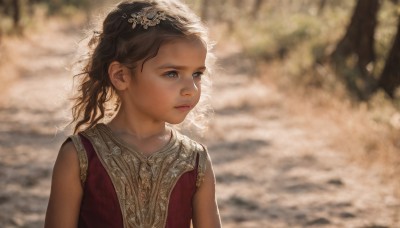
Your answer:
[44,139,83,228]
[57,140,79,166]
[52,139,82,188]
[192,151,222,228]
[51,140,81,178]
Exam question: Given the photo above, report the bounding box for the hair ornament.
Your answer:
[126,7,167,29]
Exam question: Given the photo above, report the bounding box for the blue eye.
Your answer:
[193,72,204,79]
[165,71,178,78]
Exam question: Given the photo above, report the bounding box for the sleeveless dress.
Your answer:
[68,123,208,228]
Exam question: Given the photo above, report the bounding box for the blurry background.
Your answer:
[1,0,400,227]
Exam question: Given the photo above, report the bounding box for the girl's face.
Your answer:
[124,38,207,125]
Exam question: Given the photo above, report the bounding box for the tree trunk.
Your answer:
[378,16,400,97]
[331,0,380,75]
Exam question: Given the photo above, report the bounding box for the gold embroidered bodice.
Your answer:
[69,124,208,228]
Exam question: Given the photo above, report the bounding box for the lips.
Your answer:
[174,104,193,111]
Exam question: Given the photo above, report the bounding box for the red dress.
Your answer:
[68,124,208,228]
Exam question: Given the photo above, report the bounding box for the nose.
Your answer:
[180,77,199,96]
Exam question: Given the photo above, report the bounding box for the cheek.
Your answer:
[148,84,176,102]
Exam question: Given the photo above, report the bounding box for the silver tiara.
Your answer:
[125,7,167,29]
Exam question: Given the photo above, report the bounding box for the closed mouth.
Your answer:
[174,104,192,110]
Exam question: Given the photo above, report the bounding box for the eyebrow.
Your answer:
[157,64,206,71]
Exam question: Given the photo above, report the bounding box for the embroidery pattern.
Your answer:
[69,135,88,186]
[78,124,207,228]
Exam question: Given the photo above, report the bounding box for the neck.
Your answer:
[108,106,167,140]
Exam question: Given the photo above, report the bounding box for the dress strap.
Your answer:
[69,134,88,186]
[196,144,209,188]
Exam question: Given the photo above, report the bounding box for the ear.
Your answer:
[108,61,131,91]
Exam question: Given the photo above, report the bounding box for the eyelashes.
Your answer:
[192,71,204,78]
[164,71,178,78]
[163,70,204,79]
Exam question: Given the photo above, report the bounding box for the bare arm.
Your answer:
[45,140,83,228]
[192,155,222,228]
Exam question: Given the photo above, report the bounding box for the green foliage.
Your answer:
[224,0,355,95]
[242,14,323,60]
[191,0,353,63]
[194,0,400,102]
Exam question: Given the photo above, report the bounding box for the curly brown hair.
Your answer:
[71,0,213,133]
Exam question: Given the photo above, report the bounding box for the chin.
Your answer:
[166,117,186,125]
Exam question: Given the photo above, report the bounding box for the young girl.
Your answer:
[44,0,221,227]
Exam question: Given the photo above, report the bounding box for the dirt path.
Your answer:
[0,20,399,228]
[206,47,400,227]
[0,20,81,227]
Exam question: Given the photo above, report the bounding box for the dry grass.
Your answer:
[259,60,400,190]
[205,0,400,196]
[0,2,399,226]
[2,0,398,180]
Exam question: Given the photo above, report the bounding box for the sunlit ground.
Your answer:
[1,1,400,227]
